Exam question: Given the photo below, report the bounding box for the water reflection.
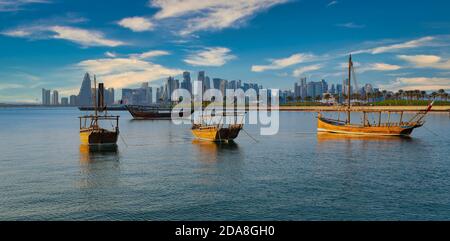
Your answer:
[316,132,413,143]
[192,140,240,163]
[78,145,120,188]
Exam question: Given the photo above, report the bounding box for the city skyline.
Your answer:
[1,0,450,103]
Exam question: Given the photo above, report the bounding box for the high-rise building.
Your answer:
[69,95,78,106]
[213,78,222,89]
[336,84,343,95]
[197,71,206,93]
[182,71,192,93]
[78,73,93,106]
[42,88,51,105]
[321,79,328,94]
[330,84,336,94]
[52,90,59,105]
[164,76,178,102]
[107,88,115,105]
[204,76,210,91]
[147,87,152,104]
[61,97,69,106]
[219,79,228,96]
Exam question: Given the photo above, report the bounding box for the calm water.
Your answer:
[0,108,449,220]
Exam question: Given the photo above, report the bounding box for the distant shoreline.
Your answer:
[1,104,449,112]
[277,106,450,112]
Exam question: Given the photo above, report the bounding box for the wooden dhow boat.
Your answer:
[79,77,120,146]
[192,111,244,142]
[317,55,434,137]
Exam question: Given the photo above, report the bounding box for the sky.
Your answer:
[0,0,449,103]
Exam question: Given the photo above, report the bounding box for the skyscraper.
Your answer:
[321,79,328,94]
[41,88,51,105]
[165,76,177,102]
[52,90,59,105]
[204,76,211,91]
[213,78,222,89]
[198,71,206,93]
[78,73,93,106]
[61,97,69,106]
[107,88,115,105]
[69,95,78,106]
[182,71,192,93]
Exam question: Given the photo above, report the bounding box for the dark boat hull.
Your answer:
[125,105,173,120]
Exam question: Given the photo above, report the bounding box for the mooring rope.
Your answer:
[242,128,259,143]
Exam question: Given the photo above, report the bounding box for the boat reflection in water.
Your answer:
[79,144,119,164]
[78,144,120,189]
[192,139,239,163]
[316,132,413,143]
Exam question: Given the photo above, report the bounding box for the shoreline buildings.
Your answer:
[41,72,114,106]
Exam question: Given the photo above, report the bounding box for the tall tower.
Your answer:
[52,90,59,105]
[42,88,51,105]
[78,73,93,107]
[182,71,192,93]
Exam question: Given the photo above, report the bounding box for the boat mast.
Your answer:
[347,54,352,124]
[94,75,98,118]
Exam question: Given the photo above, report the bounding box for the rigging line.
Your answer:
[241,128,259,143]
[119,133,129,148]
[422,125,449,140]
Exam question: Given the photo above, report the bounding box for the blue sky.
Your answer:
[0,0,449,102]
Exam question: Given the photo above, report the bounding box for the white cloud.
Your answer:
[50,26,125,47]
[149,0,288,35]
[353,36,435,55]
[0,0,50,12]
[2,25,126,47]
[398,54,450,70]
[0,83,24,90]
[105,51,117,58]
[251,53,315,72]
[336,22,365,29]
[327,1,338,7]
[117,17,154,32]
[184,47,236,66]
[2,29,32,37]
[130,50,170,59]
[379,77,450,91]
[78,56,183,89]
[361,63,402,72]
[292,64,322,77]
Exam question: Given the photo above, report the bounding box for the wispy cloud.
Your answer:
[360,63,402,72]
[251,53,315,72]
[353,36,435,55]
[105,51,117,58]
[130,50,170,59]
[292,64,322,77]
[336,22,365,29]
[398,54,450,70]
[117,17,154,32]
[0,0,50,12]
[379,77,450,91]
[78,53,182,89]
[149,0,289,36]
[50,26,125,47]
[0,83,24,90]
[2,25,126,47]
[184,47,236,67]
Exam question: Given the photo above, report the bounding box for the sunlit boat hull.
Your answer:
[317,117,420,136]
[192,125,242,142]
[80,129,119,146]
